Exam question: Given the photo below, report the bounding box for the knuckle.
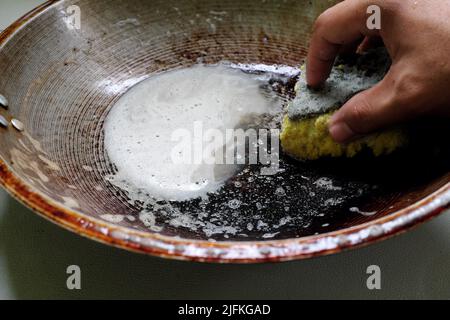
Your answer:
[345,94,374,132]
[313,9,333,32]
[392,73,426,106]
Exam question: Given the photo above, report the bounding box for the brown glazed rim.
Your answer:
[0,0,449,263]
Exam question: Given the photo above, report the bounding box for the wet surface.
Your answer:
[0,0,448,260]
[105,65,450,241]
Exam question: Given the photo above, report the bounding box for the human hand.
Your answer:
[306,0,450,143]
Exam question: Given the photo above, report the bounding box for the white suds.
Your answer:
[100,214,125,223]
[105,65,279,201]
[288,49,390,119]
[350,207,378,217]
[314,177,343,191]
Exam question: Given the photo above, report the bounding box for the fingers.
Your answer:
[328,69,416,143]
[307,0,379,87]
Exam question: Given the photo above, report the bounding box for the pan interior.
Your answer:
[0,0,448,243]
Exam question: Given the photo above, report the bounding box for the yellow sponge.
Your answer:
[280,112,407,161]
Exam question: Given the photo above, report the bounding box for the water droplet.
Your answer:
[275,187,286,197]
[228,199,241,209]
[11,118,24,131]
[0,115,8,128]
[0,94,8,109]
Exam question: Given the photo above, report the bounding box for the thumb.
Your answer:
[328,71,410,143]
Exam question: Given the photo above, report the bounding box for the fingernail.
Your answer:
[329,122,355,143]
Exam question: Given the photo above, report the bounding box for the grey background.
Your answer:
[0,0,449,300]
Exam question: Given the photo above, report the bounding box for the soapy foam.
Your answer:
[288,49,391,119]
[104,65,280,201]
[102,63,381,240]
